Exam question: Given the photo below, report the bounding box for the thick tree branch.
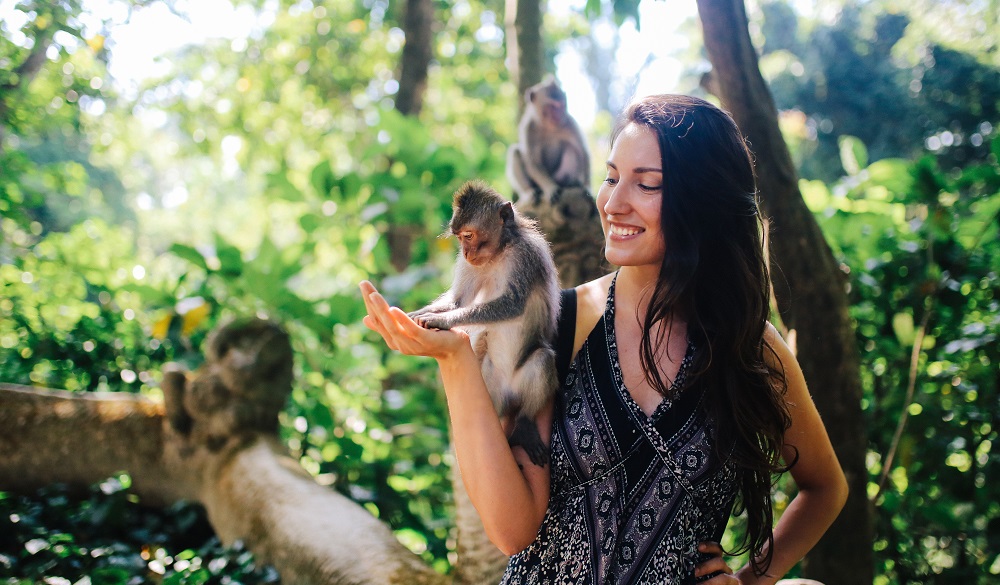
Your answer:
[0,384,191,505]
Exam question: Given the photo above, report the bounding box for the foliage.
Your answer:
[0,474,278,584]
[1,0,515,576]
[756,0,1000,182]
[803,132,1000,583]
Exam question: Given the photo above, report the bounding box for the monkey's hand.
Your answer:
[407,299,457,321]
[412,312,455,331]
[509,414,549,467]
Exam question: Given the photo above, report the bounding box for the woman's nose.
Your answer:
[602,184,629,216]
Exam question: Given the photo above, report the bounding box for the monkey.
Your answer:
[506,76,591,208]
[159,318,294,453]
[409,180,560,467]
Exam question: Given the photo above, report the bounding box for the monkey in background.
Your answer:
[409,180,560,467]
[506,77,591,206]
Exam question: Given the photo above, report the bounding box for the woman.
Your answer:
[360,94,848,584]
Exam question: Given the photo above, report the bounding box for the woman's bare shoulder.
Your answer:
[572,273,615,354]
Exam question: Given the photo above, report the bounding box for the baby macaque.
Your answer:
[409,181,560,466]
[506,77,590,205]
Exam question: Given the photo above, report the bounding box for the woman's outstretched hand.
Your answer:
[359,280,470,361]
[695,541,742,584]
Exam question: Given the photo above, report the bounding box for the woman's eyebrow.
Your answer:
[605,162,662,174]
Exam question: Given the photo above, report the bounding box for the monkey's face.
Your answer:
[457,228,497,267]
[543,101,565,126]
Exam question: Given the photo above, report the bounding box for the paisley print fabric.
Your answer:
[501,277,738,585]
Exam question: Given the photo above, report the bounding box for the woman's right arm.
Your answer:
[360,281,550,555]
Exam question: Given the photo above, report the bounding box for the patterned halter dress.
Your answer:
[501,276,738,584]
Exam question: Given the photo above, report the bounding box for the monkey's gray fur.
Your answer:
[506,77,590,205]
[409,180,560,466]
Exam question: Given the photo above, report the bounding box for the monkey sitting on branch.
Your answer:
[408,180,560,467]
[506,76,590,207]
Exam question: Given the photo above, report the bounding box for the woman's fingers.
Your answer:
[360,281,402,350]
[694,542,734,580]
[698,541,725,557]
[694,556,734,576]
[360,281,451,357]
[360,280,472,362]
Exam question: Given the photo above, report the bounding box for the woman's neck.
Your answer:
[614,265,661,325]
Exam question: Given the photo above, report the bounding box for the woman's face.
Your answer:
[597,122,666,271]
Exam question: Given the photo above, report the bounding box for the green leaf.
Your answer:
[336,172,363,201]
[838,135,868,176]
[310,162,335,198]
[299,212,323,234]
[266,170,303,201]
[214,234,243,278]
[892,312,916,346]
[169,244,210,271]
[117,283,174,306]
[864,159,913,196]
[91,567,131,585]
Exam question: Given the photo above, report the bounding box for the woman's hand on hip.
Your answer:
[695,541,742,584]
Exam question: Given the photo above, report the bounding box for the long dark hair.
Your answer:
[614,94,792,576]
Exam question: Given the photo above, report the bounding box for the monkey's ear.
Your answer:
[500,201,515,223]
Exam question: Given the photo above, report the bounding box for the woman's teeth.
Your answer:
[610,225,641,237]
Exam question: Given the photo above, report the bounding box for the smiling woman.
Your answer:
[598,122,666,272]
[361,94,849,584]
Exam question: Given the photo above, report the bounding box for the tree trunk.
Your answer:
[510,0,545,112]
[395,0,434,117]
[387,0,435,271]
[694,1,873,584]
[446,2,590,582]
[0,319,445,585]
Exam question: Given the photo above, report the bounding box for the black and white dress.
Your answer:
[501,276,738,585]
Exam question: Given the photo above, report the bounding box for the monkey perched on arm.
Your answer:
[506,77,590,206]
[409,180,560,466]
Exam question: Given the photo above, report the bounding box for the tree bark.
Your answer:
[0,319,445,585]
[395,0,434,117]
[694,1,873,584]
[0,384,192,505]
[511,0,545,112]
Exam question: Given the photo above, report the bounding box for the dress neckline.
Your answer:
[604,273,696,422]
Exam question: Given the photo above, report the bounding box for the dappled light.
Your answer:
[1,0,997,583]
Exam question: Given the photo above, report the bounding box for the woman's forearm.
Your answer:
[436,348,549,555]
[358,281,548,555]
[736,482,848,584]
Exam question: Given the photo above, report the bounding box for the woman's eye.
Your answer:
[639,184,662,192]
[604,177,618,185]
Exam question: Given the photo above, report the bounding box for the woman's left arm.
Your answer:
[746,322,850,583]
[697,323,849,585]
